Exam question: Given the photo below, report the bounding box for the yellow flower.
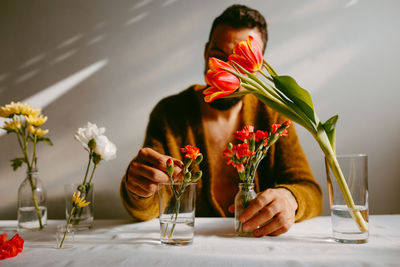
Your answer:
[0,106,12,118]
[3,118,22,131]
[25,114,48,127]
[72,191,90,208]
[1,101,41,117]
[28,125,49,137]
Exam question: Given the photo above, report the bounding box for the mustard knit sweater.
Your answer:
[120,85,322,222]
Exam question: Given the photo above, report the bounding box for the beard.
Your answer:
[208,96,243,110]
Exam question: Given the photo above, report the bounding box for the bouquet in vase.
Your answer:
[223,123,290,235]
[70,122,116,227]
[162,145,203,241]
[204,35,368,232]
[1,102,53,230]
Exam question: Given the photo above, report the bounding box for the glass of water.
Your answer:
[326,154,369,243]
[158,182,196,245]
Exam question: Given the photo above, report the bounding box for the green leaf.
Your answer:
[272,75,316,124]
[10,157,27,171]
[38,137,53,146]
[322,115,338,153]
[322,115,338,132]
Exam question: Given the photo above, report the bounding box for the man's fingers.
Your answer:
[242,201,278,232]
[240,189,274,223]
[128,184,154,198]
[129,161,169,183]
[252,213,291,237]
[127,174,158,193]
[137,147,183,176]
[137,147,182,171]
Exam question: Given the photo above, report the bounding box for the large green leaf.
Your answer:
[272,75,316,124]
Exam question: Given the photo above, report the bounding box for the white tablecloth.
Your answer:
[1,215,399,266]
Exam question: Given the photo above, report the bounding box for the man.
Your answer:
[121,4,322,237]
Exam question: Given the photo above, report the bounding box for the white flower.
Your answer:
[75,122,105,150]
[93,135,117,161]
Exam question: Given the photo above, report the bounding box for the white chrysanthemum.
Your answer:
[93,135,117,161]
[74,122,105,150]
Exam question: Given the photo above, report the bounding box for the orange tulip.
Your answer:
[228,35,263,73]
[203,58,240,103]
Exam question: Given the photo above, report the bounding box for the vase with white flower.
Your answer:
[1,101,53,230]
[65,122,117,229]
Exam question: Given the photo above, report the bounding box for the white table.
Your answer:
[1,215,399,266]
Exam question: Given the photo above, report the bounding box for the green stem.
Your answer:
[263,61,278,76]
[323,146,368,232]
[20,126,43,229]
[87,163,97,187]
[59,206,75,248]
[82,150,93,186]
[168,198,180,239]
[31,134,37,169]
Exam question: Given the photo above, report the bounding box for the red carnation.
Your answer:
[180,145,202,160]
[0,234,24,260]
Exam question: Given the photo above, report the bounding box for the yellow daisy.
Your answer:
[28,125,49,137]
[72,191,90,208]
[25,114,48,127]
[3,118,22,131]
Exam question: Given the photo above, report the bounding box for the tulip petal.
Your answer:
[230,35,263,73]
[208,57,234,72]
[203,87,234,102]
[229,54,257,73]
[248,35,263,69]
[212,71,240,91]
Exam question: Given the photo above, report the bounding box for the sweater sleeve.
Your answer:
[120,104,167,221]
[272,120,323,222]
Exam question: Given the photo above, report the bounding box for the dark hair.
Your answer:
[208,4,268,52]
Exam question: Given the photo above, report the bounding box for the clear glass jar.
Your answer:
[18,169,47,230]
[64,183,94,230]
[235,183,256,237]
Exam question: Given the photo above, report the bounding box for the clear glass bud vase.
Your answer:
[235,183,256,237]
[18,169,47,230]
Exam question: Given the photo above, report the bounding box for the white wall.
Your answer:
[1,0,399,219]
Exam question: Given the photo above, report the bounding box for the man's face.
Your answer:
[204,25,264,110]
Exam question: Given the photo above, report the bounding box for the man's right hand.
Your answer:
[126,147,183,198]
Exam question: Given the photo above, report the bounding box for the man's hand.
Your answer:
[126,147,183,198]
[237,188,298,237]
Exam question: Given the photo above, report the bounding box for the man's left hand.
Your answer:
[239,188,298,237]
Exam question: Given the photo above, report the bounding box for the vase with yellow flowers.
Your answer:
[0,101,53,230]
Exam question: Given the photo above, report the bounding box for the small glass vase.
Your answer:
[17,169,47,230]
[158,182,196,246]
[326,154,369,243]
[64,183,94,230]
[235,183,256,237]
[56,224,75,249]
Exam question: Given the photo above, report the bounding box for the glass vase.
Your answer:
[17,169,47,230]
[235,183,256,237]
[326,154,369,243]
[158,182,196,246]
[64,183,94,230]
